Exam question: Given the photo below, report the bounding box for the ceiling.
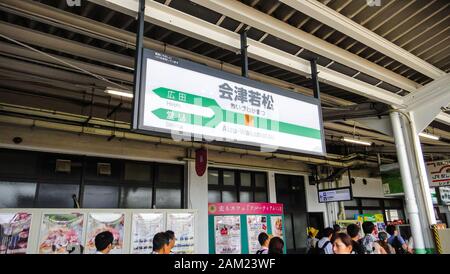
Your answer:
[0,0,449,164]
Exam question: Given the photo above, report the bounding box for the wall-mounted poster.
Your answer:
[85,213,124,254]
[0,213,32,254]
[247,215,267,254]
[271,216,283,239]
[214,215,241,254]
[167,213,195,254]
[131,213,164,254]
[39,213,84,254]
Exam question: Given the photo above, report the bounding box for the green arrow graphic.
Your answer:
[151,87,321,140]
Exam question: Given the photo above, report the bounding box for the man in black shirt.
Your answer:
[347,224,365,254]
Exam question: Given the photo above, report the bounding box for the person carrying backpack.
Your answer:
[316,227,334,254]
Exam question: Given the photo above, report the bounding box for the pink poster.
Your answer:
[208,203,283,215]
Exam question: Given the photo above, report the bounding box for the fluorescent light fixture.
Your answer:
[105,87,133,98]
[419,132,439,140]
[342,137,372,146]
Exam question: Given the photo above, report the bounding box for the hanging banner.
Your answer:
[427,160,450,187]
[133,49,325,155]
[208,202,283,215]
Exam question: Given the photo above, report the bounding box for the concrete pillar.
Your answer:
[268,171,277,203]
[186,161,209,254]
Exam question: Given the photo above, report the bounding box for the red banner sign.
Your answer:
[208,203,283,215]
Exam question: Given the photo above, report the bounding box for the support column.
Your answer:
[267,171,277,203]
[390,111,427,254]
[187,161,209,254]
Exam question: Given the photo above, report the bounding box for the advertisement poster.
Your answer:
[167,213,195,254]
[85,213,124,254]
[271,215,283,239]
[0,213,32,254]
[380,163,404,196]
[355,214,385,237]
[214,215,241,254]
[131,213,164,254]
[39,213,84,254]
[247,215,267,254]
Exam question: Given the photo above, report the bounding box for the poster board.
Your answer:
[0,209,197,254]
[0,212,33,254]
[208,203,285,254]
[166,213,195,254]
[131,213,164,254]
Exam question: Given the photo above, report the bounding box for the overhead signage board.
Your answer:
[426,160,450,187]
[133,49,325,155]
[318,187,353,203]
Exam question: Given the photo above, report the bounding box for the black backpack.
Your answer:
[308,241,330,254]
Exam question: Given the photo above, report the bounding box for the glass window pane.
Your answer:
[208,190,221,203]
[223,171,235,186]
[361,199,380,207]
[83,185,119,208]
[0,150,37,177]
[240,191,252,202]
[255,173,266,188]
[155,188,181,209]
[0,181,36,208]
[222,190,237,202]
[39,154,82,182]
[240,173,251,187]
[157,164,183,185]
[208,170,219,185]
[344,199,358,207]
[120,187,152,208]
[384,199,402,208]
[345,209,360,220]
[36,183,79,208]
[124,162,151,182]
[255,192,267,202]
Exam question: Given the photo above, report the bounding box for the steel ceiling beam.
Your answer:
[279,0,445,80]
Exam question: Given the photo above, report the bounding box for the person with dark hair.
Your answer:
[377,231,394,254]
[316,227,334,254]
[94,231,114,254]
[256,232,270,254]
[166,230,176,254]
[386,225,410,254]
[152,232,171,254]
[306,227,319,254]
[360,221,383,254]
[268,236,284,254]
[333,224,341,233]
[346,224,364,255]
[332,233,353,254]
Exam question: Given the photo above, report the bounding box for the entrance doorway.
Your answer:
[275,174,308,254]
[307,212,325,233]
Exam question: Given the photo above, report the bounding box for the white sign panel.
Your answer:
[135,50,325,155]
[427,160,450,187]
[318,188,352,203]
[439,187,450,205]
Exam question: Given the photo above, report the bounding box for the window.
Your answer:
[207,168,268,203]
[36,183,79,208]
[0,181,36,208]
[344,197,406,224]
[0,149,185,209]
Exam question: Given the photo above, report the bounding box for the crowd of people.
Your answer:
[305,222,414,254]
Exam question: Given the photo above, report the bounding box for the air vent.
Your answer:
[55,159,71,173]
[97,163,111,176]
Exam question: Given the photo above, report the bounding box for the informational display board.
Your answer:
[380,163,404,196]
[133,49,325,155]
[439,186,450,205]
[427,160,450,187]
[0,209,197,254]
[86,213,125,254]
[355,214,386,237]
[166,213,195,254]
[38,213,84,254]
[208,203,285,254]
[131,213,164,254]
[318,187,352,203]
[0,212,32,254]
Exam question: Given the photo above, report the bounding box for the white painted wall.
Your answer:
[340,176,385,198]
[186,161,209,254]
[268,171,277,203]
[304,176,329,227]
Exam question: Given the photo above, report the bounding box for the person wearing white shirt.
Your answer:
[317,227,334,254]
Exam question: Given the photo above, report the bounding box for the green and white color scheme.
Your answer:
[137,50,325,155]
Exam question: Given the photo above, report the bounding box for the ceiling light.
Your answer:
[105,87,133,98]
[342,137,372,146]
[419,132,439,140]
